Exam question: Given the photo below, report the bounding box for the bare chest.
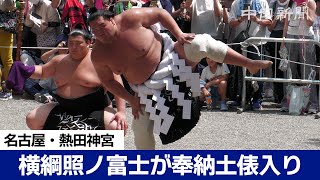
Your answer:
[54,60,101,88]
[94,30,162,84]
[109,32,154,59]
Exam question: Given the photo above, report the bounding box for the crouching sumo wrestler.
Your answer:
[6,29,128,132]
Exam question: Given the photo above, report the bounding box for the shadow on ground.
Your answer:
[305,139,320,147]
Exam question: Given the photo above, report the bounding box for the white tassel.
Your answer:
[150,66,172,80]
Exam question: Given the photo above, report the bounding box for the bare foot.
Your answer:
[247,60,273,74]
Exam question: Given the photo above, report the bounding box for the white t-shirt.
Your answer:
[200,64,230,82]
[190,0,224,39]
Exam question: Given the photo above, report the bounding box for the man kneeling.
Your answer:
[8,30,128,131]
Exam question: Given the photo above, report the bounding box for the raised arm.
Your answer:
[305,0,316,27]
[213,0,223,17]
[51,0,61,9]
[185,0,193,9]
[171,1,185,19]
[223,7,229,23]
[121,8,185,41]
[281,9,289,48]
[41,42,65,63]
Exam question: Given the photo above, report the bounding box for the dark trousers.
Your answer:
[246,45,264,103]
[316,44,320,64]
[267,30,284,103]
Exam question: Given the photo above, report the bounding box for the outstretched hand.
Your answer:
[130,94,143,120]
[177,33,195,44]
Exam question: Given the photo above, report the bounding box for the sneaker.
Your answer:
[34,93,49,103]
[45,94,53,103]
[6,92,12,100]
[280,98,289,112]
[0,91,12,101]
[220,101,228,111]
[308,108,318,114]
[280,106,289,112]
[252,101,263,110]
[229,101,240,107]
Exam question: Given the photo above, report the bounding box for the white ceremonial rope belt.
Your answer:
[129,33,200,135]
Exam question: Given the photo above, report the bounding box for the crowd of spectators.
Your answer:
[0,0,319,114]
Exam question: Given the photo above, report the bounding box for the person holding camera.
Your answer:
[171,0,192,36]
[24,0,61,54]
[228,0,272,110]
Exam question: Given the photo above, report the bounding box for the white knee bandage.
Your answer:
[184,34,228,63]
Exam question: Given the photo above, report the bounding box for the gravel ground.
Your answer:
[1,95,320,150]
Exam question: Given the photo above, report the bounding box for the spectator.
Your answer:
[20,35,69,103]
[171,0,192,35]
[186,0,224,41]
[41,35,69,63]
[281,0,318,113]
[200,58,230,111]
[266,0,290,104]
[228,0,272,110]
[314,0,320,63]
[61,0,88,32]
[148,0,175,39]
[102,0,112,10]
[113,0,144,15]
[37,35,69,103]
[222,6,237,43]
[185,0,225,68]
[24,0,61,56]
[0,0,15,100]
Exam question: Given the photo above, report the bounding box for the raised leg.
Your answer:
[175,34,273,74]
